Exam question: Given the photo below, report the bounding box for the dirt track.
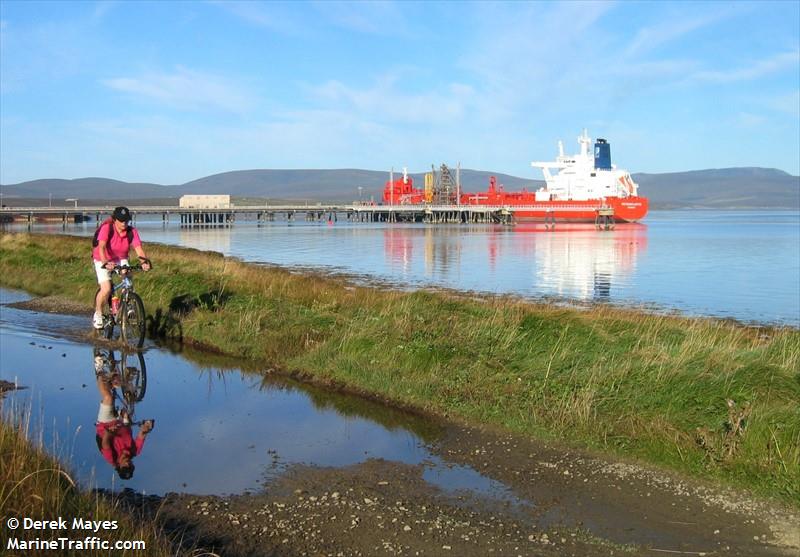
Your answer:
[119,424,798,557]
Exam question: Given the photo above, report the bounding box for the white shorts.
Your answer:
[97,402,118,423]
[94,259,128,284]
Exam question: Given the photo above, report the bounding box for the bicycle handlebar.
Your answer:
[112,264,143,272]
[111,260,152,273]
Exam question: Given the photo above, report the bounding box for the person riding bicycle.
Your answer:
[92,206,151,329]
[94,357,154,479]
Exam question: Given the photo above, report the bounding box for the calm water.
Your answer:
[0,288,522,501]
[5,210,799,326]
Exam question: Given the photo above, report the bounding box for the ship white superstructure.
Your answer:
[531,130,639,201]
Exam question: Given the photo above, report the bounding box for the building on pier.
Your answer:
[179,195,231,209]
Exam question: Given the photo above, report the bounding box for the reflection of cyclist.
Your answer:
[92,206,151,329]
[94,355,153,479]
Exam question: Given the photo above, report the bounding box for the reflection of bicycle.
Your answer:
[93,348,148,424]
[96,264,147,348]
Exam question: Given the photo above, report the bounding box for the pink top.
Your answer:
[91,221,142,263]
[96,420,146,466]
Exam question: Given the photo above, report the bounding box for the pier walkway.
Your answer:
[1,204,526,225]
[1,203,617,229]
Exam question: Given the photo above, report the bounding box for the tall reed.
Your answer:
[0,401,177,556]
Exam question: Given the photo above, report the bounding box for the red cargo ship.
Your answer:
[383,131,648,223]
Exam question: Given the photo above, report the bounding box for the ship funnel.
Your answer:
[594,139,612,170]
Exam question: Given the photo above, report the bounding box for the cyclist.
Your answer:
[91,206,151,329]
[94,358,154,479]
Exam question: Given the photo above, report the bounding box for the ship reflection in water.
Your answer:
[384,223,647,303]
[527,224,647,302]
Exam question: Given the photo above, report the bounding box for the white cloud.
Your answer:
[765,90,800,117]
[313,1,408,36]
[0,18,89,92]
[309,73,475,124]
[623,9,736,58]
[210,1,305,35]
[92,1,118,22]
[736,112,767,127]
[690,50,800,83]
[455,2,616,118]
[102,67,255,113]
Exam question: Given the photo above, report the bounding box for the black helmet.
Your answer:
[116,463,135,479]
[112,206,131,222]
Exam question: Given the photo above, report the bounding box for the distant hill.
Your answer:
[178,168,535,201]
[0,177,173,199]
[2,167,798,208]
[632,168,799,209]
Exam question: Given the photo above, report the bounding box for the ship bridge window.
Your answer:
[591,172,596,177]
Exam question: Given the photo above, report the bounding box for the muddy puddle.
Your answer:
[0,288,522,503]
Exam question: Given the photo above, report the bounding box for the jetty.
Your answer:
[0,203,607,226]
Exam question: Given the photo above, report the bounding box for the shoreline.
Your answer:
[1,231,798,505]
[3,213,798,329]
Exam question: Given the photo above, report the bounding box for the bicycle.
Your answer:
[93,347,149,424]
[96,263,148,348]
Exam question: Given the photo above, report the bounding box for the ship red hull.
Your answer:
[383,174,649,222]
[503,197,649,223]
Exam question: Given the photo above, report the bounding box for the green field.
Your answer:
[1,232,798,505]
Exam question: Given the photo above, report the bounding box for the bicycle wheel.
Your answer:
[93,347,115,375]
[103,314,117,341]
[120,292,146,348]
[120,350,147,402]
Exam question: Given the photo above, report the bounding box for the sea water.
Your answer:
[5,209,799,326]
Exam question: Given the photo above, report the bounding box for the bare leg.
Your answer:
[97,373,114,405]
[95,280,111,316]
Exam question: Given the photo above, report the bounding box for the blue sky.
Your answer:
[1,0,798,185]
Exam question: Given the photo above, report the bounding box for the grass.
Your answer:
[1,231,799,506]
[0,404,178,556]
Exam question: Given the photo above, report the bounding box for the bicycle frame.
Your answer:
[99,265,147,348]
[94,348,148,425]
[107,268,136,319]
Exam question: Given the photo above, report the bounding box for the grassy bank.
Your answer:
[1,232,798,505]
[0,409,176,556]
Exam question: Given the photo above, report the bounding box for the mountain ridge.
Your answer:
[2,167,798,208]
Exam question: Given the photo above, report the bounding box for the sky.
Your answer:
[1,0,798,185]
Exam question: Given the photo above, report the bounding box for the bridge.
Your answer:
[0,204,522,225]
[0,203,617,229]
